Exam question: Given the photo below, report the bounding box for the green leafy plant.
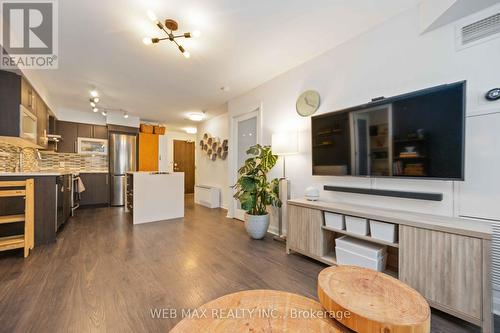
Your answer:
[233,144,282,216]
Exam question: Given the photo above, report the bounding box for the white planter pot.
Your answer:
[244,213,270,240]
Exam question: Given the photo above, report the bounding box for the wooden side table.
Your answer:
[170,289,350,333]
[318,266,430,333]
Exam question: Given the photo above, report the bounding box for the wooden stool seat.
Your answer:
[170,289,350,333]
[318,266,430,333]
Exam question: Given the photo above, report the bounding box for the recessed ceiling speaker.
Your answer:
[485,88,500,101]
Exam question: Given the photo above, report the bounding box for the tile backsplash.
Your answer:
[0,142,38,172]
[38,151,108,172]
[0,142,108,172]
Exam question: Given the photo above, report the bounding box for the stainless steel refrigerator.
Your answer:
[109,133,137,206]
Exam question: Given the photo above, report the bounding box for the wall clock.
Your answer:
[296,90,320,117]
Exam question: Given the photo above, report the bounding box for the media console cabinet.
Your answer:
[286,198,493,333]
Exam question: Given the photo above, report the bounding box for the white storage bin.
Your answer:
[345,216,369,236]
[336,236,387,271]
[336,247,387,272]
[370,220,398,243]
[324,212,344,230]
[335,236,386,259]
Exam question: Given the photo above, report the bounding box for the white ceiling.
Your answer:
[24,0,421,129]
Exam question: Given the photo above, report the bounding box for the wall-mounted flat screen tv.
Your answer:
[311,81,465,180]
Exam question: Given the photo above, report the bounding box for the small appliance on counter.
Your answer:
[305,186,320,201]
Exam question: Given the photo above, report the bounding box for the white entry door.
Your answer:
[232,109,260,221]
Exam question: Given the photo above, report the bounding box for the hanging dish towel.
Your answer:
[77,177,86,193]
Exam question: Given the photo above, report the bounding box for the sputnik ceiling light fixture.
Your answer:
[143,10,200,58]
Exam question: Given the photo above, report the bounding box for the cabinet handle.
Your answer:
[106,175,108,184]
[74,141,77,153]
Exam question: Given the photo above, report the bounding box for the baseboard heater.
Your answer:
[323,186,443,201]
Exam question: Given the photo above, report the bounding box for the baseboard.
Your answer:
[268,226,279,236]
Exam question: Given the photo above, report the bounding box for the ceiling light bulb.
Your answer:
[147,10,157,22]
[191,30,201,38]
[188,113,204,121]
[143,37,153,45]
[124,113,129,119]
[90,90,99,98]
[93,107,98,113]
[185,127,197,134]
[183,50,191,58]
[90,102,96,108]
[93,97,100,103]
[101,111,107,116]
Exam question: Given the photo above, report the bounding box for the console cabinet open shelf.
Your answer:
[286,199,492,333]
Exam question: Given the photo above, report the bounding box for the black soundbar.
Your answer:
[323,186,443,201]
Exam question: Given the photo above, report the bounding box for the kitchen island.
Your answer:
[126,172,184,224]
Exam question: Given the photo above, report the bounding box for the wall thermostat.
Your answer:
[485,88,500,101]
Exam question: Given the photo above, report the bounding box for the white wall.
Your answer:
[158,131,197,173]
[56,108,106,125]
[106,112,140,128]
[196,109,230,209]
[227,4,500,231]
[55,108,140,127]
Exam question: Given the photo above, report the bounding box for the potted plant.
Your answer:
[233,144,282,239]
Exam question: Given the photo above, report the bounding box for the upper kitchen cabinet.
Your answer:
[21,76,35,112]
[0,70,50,148]
[35,92,49,148]
[56,120,108,153]
[55,121,78,153]
[0,71,22,138]
[93,125,108,139]
[77,123,93,138]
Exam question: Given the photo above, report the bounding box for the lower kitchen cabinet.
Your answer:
[79,173,109,206]
[0,176,57,245]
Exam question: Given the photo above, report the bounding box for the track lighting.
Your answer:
[93,107,98,113]
[124,112,129,119]
[143,10,200,58]
[90,90,99,98]
[101,110,108,116]
[90,102,96,108]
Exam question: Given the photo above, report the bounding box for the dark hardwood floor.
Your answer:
[0,195,496,332]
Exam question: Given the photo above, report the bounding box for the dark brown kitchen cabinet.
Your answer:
[0,70,52,147]
[79,173,109,206]
[56,121,78,153]
[56,121,108,153]
[77,123,93,138]
[35,93,48,148]
[93,125,108,139]
[21,76,35,112]
[0,71,21,138]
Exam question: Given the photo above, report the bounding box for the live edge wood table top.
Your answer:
[288,198,492,240]
[170,290,350,333]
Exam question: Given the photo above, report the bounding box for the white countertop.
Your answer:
[0,171,66,176]
[0,170,109,176]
